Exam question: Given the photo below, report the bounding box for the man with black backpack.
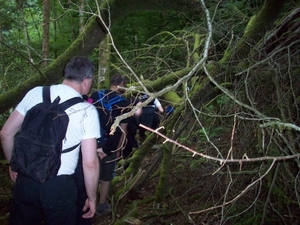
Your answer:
[89,74,140,216]
[0,56,100,225]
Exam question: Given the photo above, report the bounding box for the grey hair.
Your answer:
[63,56,95,82]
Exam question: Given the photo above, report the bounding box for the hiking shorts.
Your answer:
[100,152,117,181]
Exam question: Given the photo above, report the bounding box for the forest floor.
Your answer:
[93,145,218,225]
[0,146,215,225]
[0,160,12,225]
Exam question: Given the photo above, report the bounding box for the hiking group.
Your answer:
[0,56,169,225]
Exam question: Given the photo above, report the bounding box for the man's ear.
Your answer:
[82,78,88,88]
[82,78,92,93]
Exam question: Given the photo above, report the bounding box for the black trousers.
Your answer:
[74,150,93,225]
[10,174,77,225]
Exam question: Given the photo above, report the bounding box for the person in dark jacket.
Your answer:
[138,94,164,142]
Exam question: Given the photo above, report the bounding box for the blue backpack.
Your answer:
[95,90,125,154]
[10,86,83,183]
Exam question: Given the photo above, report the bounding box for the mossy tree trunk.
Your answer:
[0,0,200,114]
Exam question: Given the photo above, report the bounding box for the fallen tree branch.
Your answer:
[139,124,300,164]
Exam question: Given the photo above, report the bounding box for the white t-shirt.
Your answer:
[154,99,162,108]
[15,84,100,175]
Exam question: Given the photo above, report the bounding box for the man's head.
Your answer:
[63,56,95,82]
[110,74,127,94]
[63,56,95,95]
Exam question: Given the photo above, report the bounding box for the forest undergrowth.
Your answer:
[0,119,299,225]
[0,136,236,225]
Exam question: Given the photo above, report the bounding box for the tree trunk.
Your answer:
[0,0,200,114]
[0,16,105,113]
[97,36,111,89]
[42,0,50,67]
[220,0,288,64]
[154,144,172,206]
[17,0,33,63]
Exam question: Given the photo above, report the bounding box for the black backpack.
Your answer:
[10,86,83,183]
[94,90,125,154]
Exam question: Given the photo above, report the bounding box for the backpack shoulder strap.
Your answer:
[97,90,125,110]
[60,97,84,153]
[43,86,83,109]
[62,143,80,154]
[97,89,110,109]
[43,86,61,104]
[41,86,83,154]
[107,95,125,106]
[43,86,51,102]
[97,89,106,101]
[58,97,84,111]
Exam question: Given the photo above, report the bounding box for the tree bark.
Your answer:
[42,0,50,67]
[17,0,33,62]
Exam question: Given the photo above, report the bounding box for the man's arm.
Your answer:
[154,99,164,113]
[81,138,100,218]
[1,110,24,161]
[0,110,24,181]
